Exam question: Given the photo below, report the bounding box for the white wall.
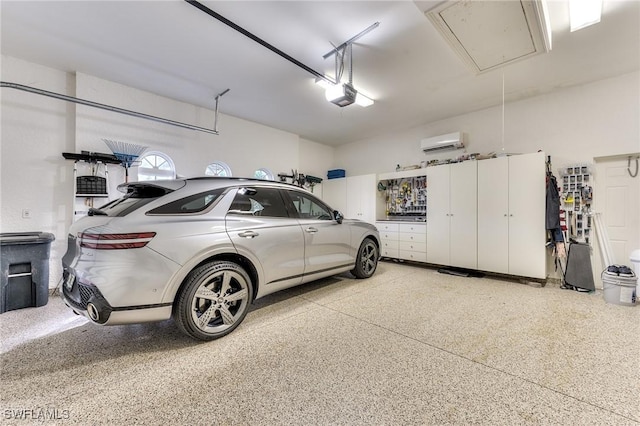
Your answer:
[298,137,335,198]
[334,71,640,177]
[74,72,302,182]
[1,57,73,289]
[1,56,335,288]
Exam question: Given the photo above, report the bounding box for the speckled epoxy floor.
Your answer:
[1,261,638,425]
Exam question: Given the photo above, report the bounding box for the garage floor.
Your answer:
[1,261,638,425]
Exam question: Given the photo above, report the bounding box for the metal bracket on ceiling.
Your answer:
[322,22,380,85]
[322,22,380,60]
[214,88,230,134]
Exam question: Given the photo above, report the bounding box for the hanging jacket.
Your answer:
[546,174,561,230]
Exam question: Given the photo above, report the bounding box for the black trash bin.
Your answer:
[0,232,55,314]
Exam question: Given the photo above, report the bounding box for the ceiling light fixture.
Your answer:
[569,0,602,32]
[317,23,379,108]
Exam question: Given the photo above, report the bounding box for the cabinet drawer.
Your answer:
[380,232,399,241]
[398,223,426,234]
[398,232,426,243]
[399,250,427,263]
[381,248,399,258]
[376,222,399,232]
[381,239,399,250]
[399,241,426,253]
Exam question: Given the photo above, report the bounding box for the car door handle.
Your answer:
[238,231,259,239]
[305,227,318,234]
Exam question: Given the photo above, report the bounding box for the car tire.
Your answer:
[351,237,379,279]
[175,260,253,341]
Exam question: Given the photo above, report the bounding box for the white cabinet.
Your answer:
[376,222,426,261]
[376,222,399,258]
[322,174,376,224]
[477,157,509,274]
[398,223,427,262]
[322,178,347,213]
[426,161,478,269]
[346,174,376,224]
[477,152,546,279]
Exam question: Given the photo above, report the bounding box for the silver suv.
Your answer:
[61,177,380,340]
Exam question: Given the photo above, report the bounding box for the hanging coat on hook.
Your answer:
[546,157,564,243]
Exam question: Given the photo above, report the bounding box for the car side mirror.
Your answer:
[334,210,343,224]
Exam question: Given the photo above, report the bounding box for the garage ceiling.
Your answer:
[1,1,638,146]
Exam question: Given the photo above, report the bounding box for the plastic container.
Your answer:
[0,232,55,313]
[327,169,346,179]
[601,267,637,307]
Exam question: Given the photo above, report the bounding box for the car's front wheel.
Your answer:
[351,237,379,279]
[175,261,253,341]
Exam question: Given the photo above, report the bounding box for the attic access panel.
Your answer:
[425,0,551,74]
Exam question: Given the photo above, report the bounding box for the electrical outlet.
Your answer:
[22,209,32,219]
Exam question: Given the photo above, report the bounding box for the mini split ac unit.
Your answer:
[421,132,464,153]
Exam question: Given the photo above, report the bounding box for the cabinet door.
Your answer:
[508,152,546,278]
[322,178,347,214]
[346,174,376,224]
[477,157,509,274]
[359,174,377,224]
[449,161,478,269]
[426,164,451,265]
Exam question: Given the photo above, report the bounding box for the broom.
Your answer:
[103,139,147,182]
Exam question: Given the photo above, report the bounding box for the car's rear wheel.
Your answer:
[351,238,378,279]
[175,261,253,341]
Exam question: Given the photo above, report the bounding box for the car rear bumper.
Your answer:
[61,277,172,325]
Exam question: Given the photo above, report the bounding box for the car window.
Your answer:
[287,191,333,220]
[147,188,225,214]
[95,185,174,217]
[228,187,289,218]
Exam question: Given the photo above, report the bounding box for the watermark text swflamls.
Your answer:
[4,407,70,421]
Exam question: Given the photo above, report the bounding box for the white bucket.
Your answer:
[602,270,637,306]
[630,249,640,299]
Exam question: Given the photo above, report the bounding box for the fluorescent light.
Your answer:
[570,0,602,32]
[355,92,374,107]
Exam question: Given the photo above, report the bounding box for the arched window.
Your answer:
[205,161,232,177]
[254,168,274,180]
[137,151,176,181]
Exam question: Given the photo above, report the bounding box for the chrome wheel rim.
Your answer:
[360,241,378,275]
[190,269,250,334]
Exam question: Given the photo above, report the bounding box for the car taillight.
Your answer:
[79,232,156,250]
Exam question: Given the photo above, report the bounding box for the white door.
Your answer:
[346,175,362,220]
[594,155,640,275]
[508,152,546,279]
[345,174,376,224]
[478,157,509,274]
[322,178,347,214]
[427,164,451,265]
[449,161,478,269]
[359,174,377,224]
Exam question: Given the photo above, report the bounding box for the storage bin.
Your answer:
[0,232,55,313]
[327,169,346,179]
